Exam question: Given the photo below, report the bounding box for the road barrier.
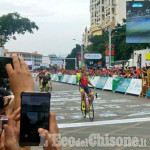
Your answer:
[49,74,144,97]
[33,73,150,97]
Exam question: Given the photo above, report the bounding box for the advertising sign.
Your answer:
[103,77,113,90]
[145,53,150,60]
[40,63,49,68]
[51,60,63,65]
[115,78,131,93]
[96,77,108,89]
[126,79,142,95]
[84,53,102,59]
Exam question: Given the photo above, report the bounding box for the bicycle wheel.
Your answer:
[81,101,86,118]
[41,86,46,92]
[40,87,43,92]
[88,100,94,121]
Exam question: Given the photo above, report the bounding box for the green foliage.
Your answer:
[66,44,81,70]
[86,23,150,66]
[0,12,39,46]
[86,31,108,65]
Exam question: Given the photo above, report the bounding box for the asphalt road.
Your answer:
[31,80,150,150]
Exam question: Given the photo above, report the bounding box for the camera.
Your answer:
[0,88,11,110]
[0,78,10,91]
[0,95,11,110]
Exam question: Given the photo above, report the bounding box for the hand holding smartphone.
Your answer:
[0,57,13,78]
[19,92,51,146]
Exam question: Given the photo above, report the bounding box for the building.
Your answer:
[90,0,105,35]
[89,0,144,36]
[4,50,42,70]
[82,27,91,47]
[41,56,51,68]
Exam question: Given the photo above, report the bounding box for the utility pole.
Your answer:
[109,27,112,66]
[81,44,83,67]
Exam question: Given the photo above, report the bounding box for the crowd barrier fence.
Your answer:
[32,73,148,97]
[48,74,144,97]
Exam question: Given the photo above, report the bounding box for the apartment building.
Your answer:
[82,27,91,47]
[90,0,144,35]
[4,50,42,70]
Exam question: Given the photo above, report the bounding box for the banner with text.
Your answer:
[96,77,108,89]
[126,79,142,95]
[115,78,131,93]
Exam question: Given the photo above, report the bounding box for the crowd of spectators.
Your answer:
[44,66,150,79]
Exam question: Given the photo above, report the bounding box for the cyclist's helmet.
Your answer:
[43,70,46,73]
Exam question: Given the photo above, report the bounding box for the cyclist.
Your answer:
[46,72,52,91]
[77,68,94,111]
[41,72,52,92]
[36,70,46,86]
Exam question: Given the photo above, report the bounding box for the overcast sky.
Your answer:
[0,0,90,56]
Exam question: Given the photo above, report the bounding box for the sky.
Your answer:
[0,0,90,56]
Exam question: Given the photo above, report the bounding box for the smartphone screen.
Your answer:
[0,57,13,78]
[19,92,51,146]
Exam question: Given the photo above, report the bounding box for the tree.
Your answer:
[86,31,108,65]
[86,23,150,66]
[66,44,81,70]
[0,12,39,47]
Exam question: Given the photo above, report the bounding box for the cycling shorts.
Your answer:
[79,86,93,95]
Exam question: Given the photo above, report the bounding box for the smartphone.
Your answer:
[19,92,51,147]
[0,57,13,78]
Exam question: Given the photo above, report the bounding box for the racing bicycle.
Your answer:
[81,93,97,121]
[41,81,52,92]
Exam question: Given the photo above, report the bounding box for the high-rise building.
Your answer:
[82,27,91,47]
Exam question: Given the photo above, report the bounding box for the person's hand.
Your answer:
[6,54,34,98]
[38,112,61,150]
[0,131,5,150]
[3,108,21,150]
[6,54,34,109]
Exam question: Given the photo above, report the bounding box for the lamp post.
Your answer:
[99,25,112,66]
[73,39,83,67]
[109,27,112,66]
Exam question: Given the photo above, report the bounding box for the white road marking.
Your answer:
[58,117,150,128]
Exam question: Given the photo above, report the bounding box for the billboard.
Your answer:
[84,53,102,59]
[51,60,63,65]
[126,1,150,43]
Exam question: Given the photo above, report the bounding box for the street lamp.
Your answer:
[72,39,83,67]
[108,27,112,66]
[99,25,114,66]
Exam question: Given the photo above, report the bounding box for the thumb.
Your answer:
[3,124,12,146]
[49,112,58,134]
